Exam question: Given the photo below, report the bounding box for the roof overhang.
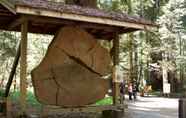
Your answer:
[0,0,157,39]
[0,0,16,14]
[16,5,155,31]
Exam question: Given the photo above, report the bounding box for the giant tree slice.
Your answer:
[31,27,111,106]
[52,26,111,75]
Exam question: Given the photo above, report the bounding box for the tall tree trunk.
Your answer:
[138,32,143,87]
[162,51,171,95]
[129,34,134,83]
[145,32,150,85]
[1,60,10,88]
[183,40,185,91]
[127,0,135,83]
[0,64,6,88]
[169,71,176,93]
[65,0,97,8]
[162,65,168,93]
[134,41,138,83]
[179,33,184,90]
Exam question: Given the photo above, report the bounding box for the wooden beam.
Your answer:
[4,43,20,97]
[20,16,28,115]
[8,17,24,30]
[27,15,75,25]
[79,23,120,32]
[16,6,156,31]
[0,0,16,14]
[0,8,12,12]
[0,12,13,16]
[26,15,120,32]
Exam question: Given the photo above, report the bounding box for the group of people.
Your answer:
[128,83,137,100]
[120,82,138,101]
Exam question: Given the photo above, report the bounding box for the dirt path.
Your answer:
[127,96,178,118]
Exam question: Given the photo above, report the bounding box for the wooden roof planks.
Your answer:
[0,0,157,37]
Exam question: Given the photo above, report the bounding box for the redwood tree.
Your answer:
[65,0,97,8]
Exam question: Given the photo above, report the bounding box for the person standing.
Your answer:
[120,82,125,103]
[132,83,137,100]
[128,83,133,100]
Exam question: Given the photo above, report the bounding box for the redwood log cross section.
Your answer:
[31,26,111,107]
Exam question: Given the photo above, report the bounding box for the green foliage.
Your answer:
[158,0,186,70]
[98,0,129,12]
[95,97,113,105]
[9,91,41,107]
[0,31,18,63]
[0,89,4,97]
[26,91,41,107]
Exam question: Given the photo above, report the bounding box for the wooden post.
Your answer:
[4,43,20,97]
[179,99,186,118]
[112,33,120,105]
[103,34,124,118]
[20,17,28,115]
[6,97,12,118]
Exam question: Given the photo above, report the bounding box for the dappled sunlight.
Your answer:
[127,97,178,118]
[130,106,160,112]
[131,97,178,109]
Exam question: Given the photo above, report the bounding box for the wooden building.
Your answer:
[0,0,156,117]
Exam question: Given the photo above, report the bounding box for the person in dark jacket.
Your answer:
[132,82,137,100]
[120,82,125,103]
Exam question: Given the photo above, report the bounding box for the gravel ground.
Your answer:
[127,96,178,118]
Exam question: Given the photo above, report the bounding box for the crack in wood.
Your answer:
[55,46,102,76]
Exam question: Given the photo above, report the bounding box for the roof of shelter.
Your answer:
[0,0,157,40]
[12,0,155,26]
